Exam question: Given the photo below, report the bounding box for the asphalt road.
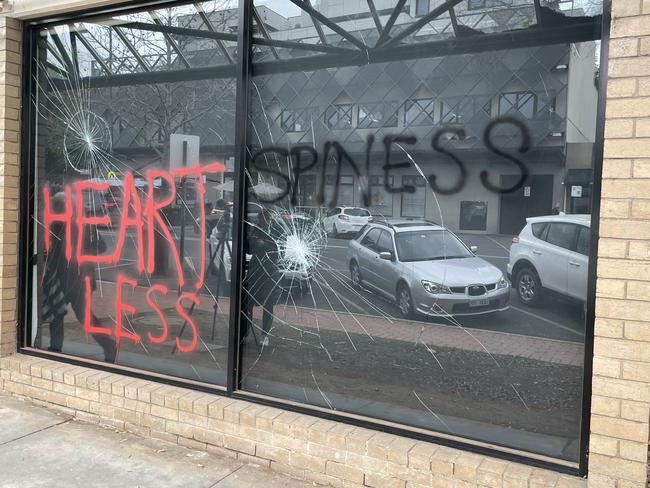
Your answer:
[98,227,585,344]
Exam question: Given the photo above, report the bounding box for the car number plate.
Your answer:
[469,298,489,307]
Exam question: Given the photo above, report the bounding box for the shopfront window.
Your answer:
[241,0,603,465]
[25,0,605,468]
[30,1,239,385]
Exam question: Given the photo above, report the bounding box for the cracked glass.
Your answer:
[31,0,240,385]
[27,0,605,465]
[241,0,603,464]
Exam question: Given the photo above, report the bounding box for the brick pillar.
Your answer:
[0,16,21,358]
[589,1,650,487]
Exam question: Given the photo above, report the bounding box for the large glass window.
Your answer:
[30,1,239,385]
[241,0,603,466]
[25,0,605,469]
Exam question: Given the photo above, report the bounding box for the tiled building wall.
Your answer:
[0,1,649,487]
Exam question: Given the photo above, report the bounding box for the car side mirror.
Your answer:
[379,251,393,261]
[470,245,478,254]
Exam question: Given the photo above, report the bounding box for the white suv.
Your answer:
[507,214,591,306]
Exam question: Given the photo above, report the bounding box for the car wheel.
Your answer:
[332,224,339,238]
[350,262,362,289]
[516,267,542,306]
[397,283,413,318]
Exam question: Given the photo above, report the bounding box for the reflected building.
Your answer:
[17,0,612,472]
[99,0,600,235]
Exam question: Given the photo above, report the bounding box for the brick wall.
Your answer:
[0,1,649,487]
[0,16,20,358]
[590,1,650,487]
[0,354,587,488]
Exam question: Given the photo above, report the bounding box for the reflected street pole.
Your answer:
[178,140,188,296]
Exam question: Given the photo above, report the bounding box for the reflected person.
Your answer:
[214,198,231,238]
[242,207,280,348]
[42,188,117,362]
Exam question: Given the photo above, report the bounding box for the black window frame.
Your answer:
[16,0,610,477]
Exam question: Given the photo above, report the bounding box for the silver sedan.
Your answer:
[347,220,510,318]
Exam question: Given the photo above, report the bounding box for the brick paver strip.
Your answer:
[88,281,583,366]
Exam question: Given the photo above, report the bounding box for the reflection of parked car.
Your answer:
[507,214,590,306]
[210,210,317,290]
[323,206,371,237]
[348,219,509,318]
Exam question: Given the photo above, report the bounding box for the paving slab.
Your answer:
[0,394,68,445]
[0,392,313,488]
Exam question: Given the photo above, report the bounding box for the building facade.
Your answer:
[0,0,648,487]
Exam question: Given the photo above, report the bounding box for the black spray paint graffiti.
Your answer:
[250,116,532,207]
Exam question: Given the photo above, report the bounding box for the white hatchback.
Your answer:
[507,214,591,306]
[322,206,371,237]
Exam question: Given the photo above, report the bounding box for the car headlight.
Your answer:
[496,275,509,289]
[421,280,452,294]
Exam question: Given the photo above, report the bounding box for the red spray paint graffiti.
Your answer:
[43,163,226,352]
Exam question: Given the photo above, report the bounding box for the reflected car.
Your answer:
[210,211,318,292]
[322,206,371,237]
[348,219,510,318]
[507,214,590,306]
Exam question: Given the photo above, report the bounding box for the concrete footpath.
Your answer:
[0,392,313,488]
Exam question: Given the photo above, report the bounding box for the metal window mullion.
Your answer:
[194,2,235,65]
[73,30,113,75]
[286,0,367,50]
[303,0,330,47]
[448,5,459,37]
[113,26,152,72]
[366,0,383,36]
[579,0,611,476]
[252,37,354,55]
[533,0,543,26]
[252,7,279,60]
[227,0,253,394]
[69,30,80,78]
[375,0,407,46]
[47,28,76,76]
[149,11,192,69]
[19,27,40,351]
[380,0,465,47]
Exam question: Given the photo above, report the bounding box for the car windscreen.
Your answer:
[395,230,472,262]
[344,208,370,216]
